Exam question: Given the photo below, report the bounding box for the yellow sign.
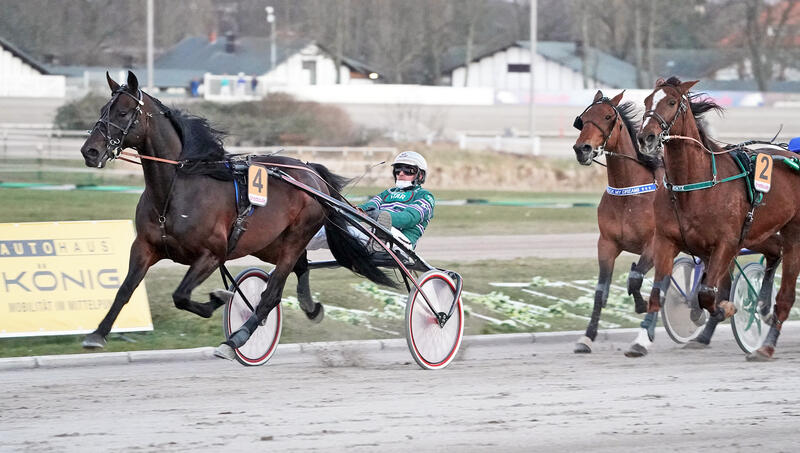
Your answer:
[248,165,268,206]
[754,153,773,193]
[0,220,152,338]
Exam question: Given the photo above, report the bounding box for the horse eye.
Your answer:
[669,100,676,106]
[605,115,612,120]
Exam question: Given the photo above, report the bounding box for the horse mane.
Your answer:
[616,101,640,152]
[145,93,228,161]
[661,76,724,151]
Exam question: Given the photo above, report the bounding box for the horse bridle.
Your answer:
[573,98,620,158]
[90,86,145,162]
[641,86,688,150]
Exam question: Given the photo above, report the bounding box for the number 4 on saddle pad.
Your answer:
[754,153,773,193]
[248,165,268,206]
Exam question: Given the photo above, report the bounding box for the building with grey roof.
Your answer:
[443,40,638,100]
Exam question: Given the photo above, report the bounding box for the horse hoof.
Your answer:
[306,303,324,324]
[624,343,648,358]
[574,336,592,353]
[82,333,107,349]
[718,301,737,319]
[682,339,710,350]
[689,308,706,326]
[210,289,233,308]
[745,349,773,362]
[213,343,237,361]
[634,300,647,315]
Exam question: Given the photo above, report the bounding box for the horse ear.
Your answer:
[126,71,139,92]
[106,71,120,93]
[678,79,699,94]
[654,77,666,88]
[593,90,603,102]
[610,90,625,106]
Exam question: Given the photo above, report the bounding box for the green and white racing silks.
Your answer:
[359,187,435,246]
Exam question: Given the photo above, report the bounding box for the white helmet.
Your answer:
[392,151,428,185]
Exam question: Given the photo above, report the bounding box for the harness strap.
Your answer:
[665,152,748,192]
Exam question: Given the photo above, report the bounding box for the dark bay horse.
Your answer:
[571,90,662,355]
[79,71,393,353]
[638,77,791,361]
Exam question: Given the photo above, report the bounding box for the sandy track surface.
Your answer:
[3,325,800,452]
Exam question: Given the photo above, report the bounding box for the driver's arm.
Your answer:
[389,193,435,229]
[358,190,389,212]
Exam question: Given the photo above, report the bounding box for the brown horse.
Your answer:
[571,90,663,354]
[638,77,792,361]
[78,71,393,352]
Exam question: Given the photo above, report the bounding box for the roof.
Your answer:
[651,48,745,80]
[0,34,50,74]
[45,65,205,89]
[156,35,378,76]
[442,40,638,88]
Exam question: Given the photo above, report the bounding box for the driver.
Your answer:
[307,150,435,250]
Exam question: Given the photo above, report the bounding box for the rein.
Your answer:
[116,148,356,209]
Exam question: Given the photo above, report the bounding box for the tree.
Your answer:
[740,0,800,91]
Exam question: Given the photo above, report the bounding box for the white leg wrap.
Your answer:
[577,336,593,348]
[632,328,652,349]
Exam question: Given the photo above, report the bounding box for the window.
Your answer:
[302,60,317,85]
[507,64,530,73]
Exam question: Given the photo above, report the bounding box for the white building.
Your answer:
[443,41,638,103]
[0,35,65,97]
[154,33,380,100]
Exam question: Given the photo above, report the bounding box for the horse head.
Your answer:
[80,71,149,168]
[637,77,698,159]
[572,90,625,166]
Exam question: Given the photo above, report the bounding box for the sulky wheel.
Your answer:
[730,262,773,354]
[661,256,708,344]
[222,268,282,366]
[404,270,464,370]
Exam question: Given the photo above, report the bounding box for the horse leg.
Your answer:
[82,238,157,349]
[625,239,677,358]
[294,251,324,323]
[575,238,619,353]
[171,251,227,318]
[748,240,800,361]
[685,269,728,349]
[702,245,739,319]
[759,255,781,318]
[216,254,296,359]
[629,245,655,314]
[685,245,738,348]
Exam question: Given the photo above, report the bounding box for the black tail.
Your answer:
[310,163,397,288]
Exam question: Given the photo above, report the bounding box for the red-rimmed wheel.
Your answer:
[404,270,464,370]
[222,268,282,366]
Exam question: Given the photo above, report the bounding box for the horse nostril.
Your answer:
[84,148,100,159]
[573,143,592,154]
[644,133,655,144]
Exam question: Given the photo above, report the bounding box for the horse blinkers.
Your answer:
[573,116,584,131]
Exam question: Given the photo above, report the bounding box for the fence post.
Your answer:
[36,144,44,181]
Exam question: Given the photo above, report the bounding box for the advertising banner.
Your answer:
[0,220,152,338]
